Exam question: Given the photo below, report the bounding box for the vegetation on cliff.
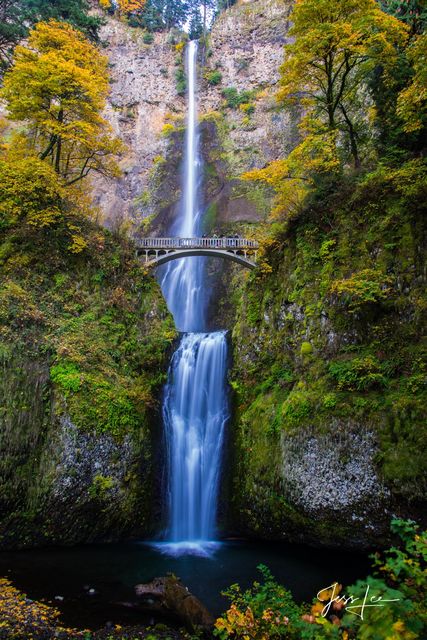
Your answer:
[215,520,426,640]
[229,0,426,545]
[0,19,176,546]
[0,0,101,69]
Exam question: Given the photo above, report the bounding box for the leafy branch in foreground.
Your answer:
[214,519,426,640]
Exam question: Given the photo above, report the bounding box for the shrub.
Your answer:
[160,123,175,137]
[143,32,154,44]
[175,68,186,96]
[222,87,254,109]
[329,356,387,391]
[281,391,311,427]
[207,70,222,85]
[50,361,82,393]
[322,392,337,409]
[239,102,255,115]
[215,521,427,640]
[214,565,303,640]
[89,474,114,499]
[330,268,393,312]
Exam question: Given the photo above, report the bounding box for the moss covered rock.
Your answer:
[229,163,427,548]
[0,220,176,548]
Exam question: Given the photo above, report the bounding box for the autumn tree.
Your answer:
[1,20,123,186]
[116,0,146,15]
[397,32,427,132]
[277,0,408,168]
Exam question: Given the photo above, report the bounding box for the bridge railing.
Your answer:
[137,237,259,250]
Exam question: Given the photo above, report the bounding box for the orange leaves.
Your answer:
[215,603,289,640]
[117,0,147,14]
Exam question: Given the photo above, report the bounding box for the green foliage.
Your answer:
[143,31,154,44]
[322,393,337,410]
[381,0,427,34]
[215,564,305,640]
[88,474,115,499]
[215,521,426,640]
[341,519,427,639]
[281,390,312,428]
[222,87,254,109]
[0,0,101,69]
[175,68,187,96]
[239,102,255,116]
[206,70,223,86]
[329,357,388,391]
[50,362,82,393]
[330,268,393,312]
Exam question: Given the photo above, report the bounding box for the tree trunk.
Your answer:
[340,104,360,169]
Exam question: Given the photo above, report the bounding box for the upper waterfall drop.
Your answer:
[159,40,207,333]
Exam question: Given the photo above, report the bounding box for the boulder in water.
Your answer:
[135,576,214,631]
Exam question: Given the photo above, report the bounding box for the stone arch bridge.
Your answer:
[136,237,259,269]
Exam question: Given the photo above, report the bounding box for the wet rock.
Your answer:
[134,576,214,631]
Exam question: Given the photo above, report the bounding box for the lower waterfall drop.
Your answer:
[163,332,228,546]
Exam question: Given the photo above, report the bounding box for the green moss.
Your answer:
[329,356,388,391]
[89,474,115,500]
[281,390,312,428]
[230,161,427,541]
[300,341,312,356]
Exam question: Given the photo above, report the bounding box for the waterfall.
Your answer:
[158,41,228,552]
[159,40,207,332]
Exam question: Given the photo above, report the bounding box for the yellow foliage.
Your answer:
[397,33,427,132]
[242,117,340,222]
[161,123,176,137]
[0,147,65,229]
[1,20,123,186]
[277,0,407,167]
[118,0,146,13]
[0,578,82,638]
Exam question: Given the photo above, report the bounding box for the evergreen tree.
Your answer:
[0,0,101,69]
[380,0,427,35]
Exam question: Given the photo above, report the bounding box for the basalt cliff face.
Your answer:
[0,230,175,549]
[93,0,297,235]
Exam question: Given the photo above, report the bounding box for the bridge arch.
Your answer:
[145,248,256,269]
[136,237,259,270]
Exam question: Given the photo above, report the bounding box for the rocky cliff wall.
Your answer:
[93,0,298,235]
[0,225,175,549]
[228,168,427,548]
